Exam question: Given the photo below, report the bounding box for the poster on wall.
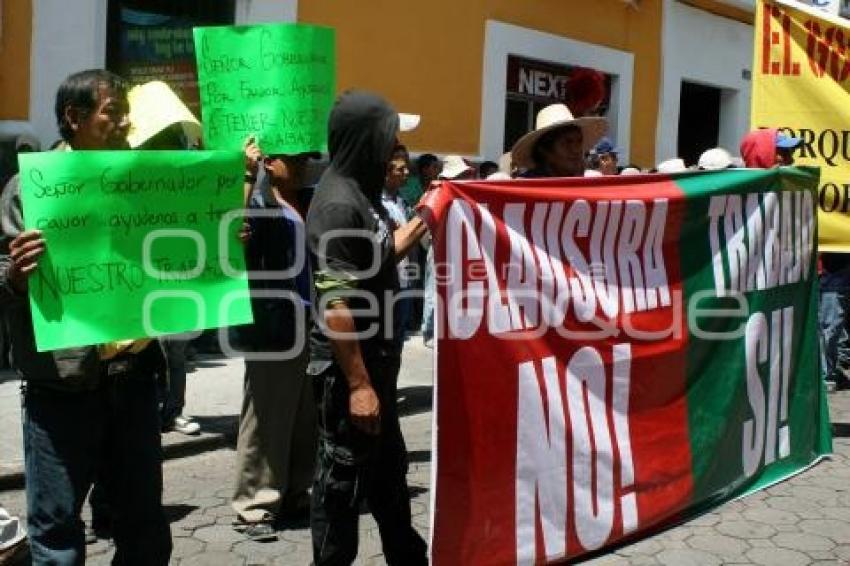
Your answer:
[111,8,203,116]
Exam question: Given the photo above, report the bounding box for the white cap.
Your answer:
[698,147,734,170]
[620,167,642,176]
[486,172,512,181]
[656,158,687,174]
[399,113,420,132]
[584,169,604,177]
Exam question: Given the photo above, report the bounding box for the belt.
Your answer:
[100,352,144,377]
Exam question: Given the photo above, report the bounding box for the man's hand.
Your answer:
[8,230,45,292]
[350,382,381,435]
[244,135,262,177]
[238,221,252,245]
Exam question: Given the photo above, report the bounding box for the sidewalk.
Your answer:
[0,341,436,489]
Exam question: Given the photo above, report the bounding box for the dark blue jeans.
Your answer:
[820,288,850,386]
[23,373,171,565]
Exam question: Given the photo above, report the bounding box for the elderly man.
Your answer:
[1,69,171,565]
[511,103,607,178]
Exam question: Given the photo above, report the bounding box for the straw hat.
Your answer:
[127,81,202,148]
[511,103,607,169]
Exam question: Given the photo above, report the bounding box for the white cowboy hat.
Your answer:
[510,103,607,170]
[439,155,474,180]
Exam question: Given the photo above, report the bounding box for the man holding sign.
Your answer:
[0,70,171,565]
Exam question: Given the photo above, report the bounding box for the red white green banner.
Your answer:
[422,168,831,564]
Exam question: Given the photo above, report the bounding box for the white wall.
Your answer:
[30,0,108,147]
[656,1,754,163]
[480,21,634,163]
[235,0,297,24]
[26,0,298,146]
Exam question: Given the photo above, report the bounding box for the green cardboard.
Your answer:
[18,150,253,351]
[193,23,336,154]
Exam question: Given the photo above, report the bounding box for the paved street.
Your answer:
[4,341,850,564]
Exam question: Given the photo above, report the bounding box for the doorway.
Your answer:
[677,81,721,167]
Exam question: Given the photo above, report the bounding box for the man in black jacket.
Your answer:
[1,69,171,565]
[306,91,428,565]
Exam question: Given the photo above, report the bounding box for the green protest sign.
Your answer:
[193,23,335,154]
[18,150,253,352]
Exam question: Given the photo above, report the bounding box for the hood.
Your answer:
[327,90,399,201]
[740,129,777,169]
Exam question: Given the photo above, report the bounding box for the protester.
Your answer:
[399,152,438,333]
[305,90,429,565]
[0,505,27,564]
[418,155,474,348]
[740,128,801,168]
[382,156,415,350]
[588,136,619,175]
[511,103,607,178]
[698,147,736,171]
[0,69,171,564]
[400,153,439,207]
[820,254,850,391]
[231,139,319,541]
[128,80,204,437]
[478,160,498,179]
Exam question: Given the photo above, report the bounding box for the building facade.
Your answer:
[2,0,757,168]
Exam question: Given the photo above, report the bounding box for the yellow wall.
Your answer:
[299,0,663,167]
[0,0,32,119]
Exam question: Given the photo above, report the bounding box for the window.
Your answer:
[503,55,613,153]
[106,0,235,116]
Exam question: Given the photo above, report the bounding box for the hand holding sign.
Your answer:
[8,229,46,293]
[193,23,336,155]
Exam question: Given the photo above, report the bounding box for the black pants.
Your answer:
[310,357,427,565]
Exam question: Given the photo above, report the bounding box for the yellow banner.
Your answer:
[752,0,850,250]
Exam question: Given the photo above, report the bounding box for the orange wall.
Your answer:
[299,0,663,167]
[0,0,32,119]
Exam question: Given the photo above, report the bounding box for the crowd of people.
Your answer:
[0,63,839,566]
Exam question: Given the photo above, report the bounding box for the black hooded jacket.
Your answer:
[306,91,401,364]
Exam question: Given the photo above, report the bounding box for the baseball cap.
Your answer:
[776,132,802,149]
[591,137,619,155]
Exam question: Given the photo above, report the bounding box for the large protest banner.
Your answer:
[18,150,252,352]
[422,169,831,564]
[752,0,850,250]
[193,23,335,155]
